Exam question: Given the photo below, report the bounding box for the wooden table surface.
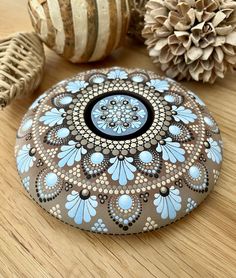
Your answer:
[0,1,235,277]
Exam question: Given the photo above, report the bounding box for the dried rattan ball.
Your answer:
[128,0,147,43]
[143,0,236,83]
[0,32,45,109]
[28,0,130,63]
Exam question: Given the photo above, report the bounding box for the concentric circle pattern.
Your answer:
[15,68,223,234]
[89,94,149,138]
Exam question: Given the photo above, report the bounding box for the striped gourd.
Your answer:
[28,0,130,63]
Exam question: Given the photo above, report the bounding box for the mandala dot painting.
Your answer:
[15,68,223,234]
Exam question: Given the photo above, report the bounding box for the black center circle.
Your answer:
[84,91,154,140]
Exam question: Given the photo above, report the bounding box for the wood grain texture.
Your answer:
[0,1,235,277]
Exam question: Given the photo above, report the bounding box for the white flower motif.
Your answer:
[50,204,62,219]
[58,140,87,167]
[186,198,197,213]
[65,190,98,224]
[107,69,128,79]
[16,144,36,173]
[219,140,224,149]
[188,91,206,106]
[172,106,197,124]
[22,176,30,191]
[213,169,220,184]
[39,108,66,127]
[154,186,182,220]
[91,219,108,233]
[156,137,185,163]
[205,138,222,164]
[143,217,158,232]
[146,79,170,92]
[66,80,89,93]
[108,156,137,186]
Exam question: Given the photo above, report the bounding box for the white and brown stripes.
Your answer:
[28,0,130,63]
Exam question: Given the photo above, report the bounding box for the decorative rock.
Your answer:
[0,32,45,108]
[15,67,223,234]
[28,0,130,63]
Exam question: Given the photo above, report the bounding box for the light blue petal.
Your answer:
[67,197,81,217]
[108,158,118,175]
[154,187,182,220]
[188,91,206,106]
[30,92,47,110]
[166,198,177,219]
[107,69,128,79]
[67,150,78,166]
[169,191,181,203]
[65,191,97,225]
[119,163,128,186]
[147,79,170,92]
[156,138,185,163]
[83,201,92,223]
[124,159,136,172]
[87,200,97,217]
[39,108,65,127]
[89,197,98,209]
[66,191,78,206]
[154,195,163,213]
[172,106,197,124]
[108,156,136,186]
[66,191,79,203]
[161,198,169,219]
[74,200,84,224]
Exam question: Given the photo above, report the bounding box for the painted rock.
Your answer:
[28,0,130,63]
[15,68,223,234]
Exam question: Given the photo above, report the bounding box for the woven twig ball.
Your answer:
[0,32,45,109]
[128,0,147,43]
[28,0,130,63]
[143,0,236,83]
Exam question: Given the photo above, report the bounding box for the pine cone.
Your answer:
[143,0,236,83]
[128,0,148,42]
